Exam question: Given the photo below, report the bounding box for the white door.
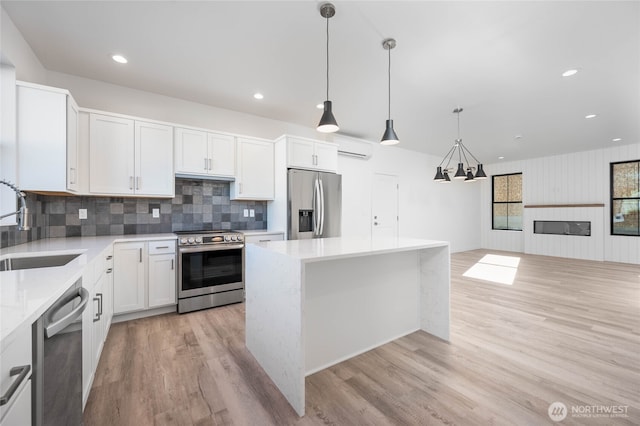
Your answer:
[371,173,399,239]
[287,137,315,169]
[174,127,208,175]
[148,254,176,308]
[135,120,174,196]
[113,242,146,314]
[208,133,235,177]
[233,138,274,200]
[314,142,338,172]
[89,114,135,195]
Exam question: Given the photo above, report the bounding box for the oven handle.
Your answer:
[179,244,244,254]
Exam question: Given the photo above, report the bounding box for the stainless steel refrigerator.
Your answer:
[288,169,342,239]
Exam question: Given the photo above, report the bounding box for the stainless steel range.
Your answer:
[175,230,244,313]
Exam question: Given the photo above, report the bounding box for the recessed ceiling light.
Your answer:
[514,135,523,140]
[585,114,597,119]
[562,69,578,77]
[111,54,128,64]
[253,93,264,100]
[498,156,505,160]
[316,103,324,110]
[612,138,622,142]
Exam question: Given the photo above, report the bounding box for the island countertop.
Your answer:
[250,236,449,262]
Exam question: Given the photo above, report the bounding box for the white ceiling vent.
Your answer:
[335,135,374,160]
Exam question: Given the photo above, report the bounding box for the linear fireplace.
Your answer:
[533,220,591,236]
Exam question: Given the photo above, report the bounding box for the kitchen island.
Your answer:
[244,237,450,416]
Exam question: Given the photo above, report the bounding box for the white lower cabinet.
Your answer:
[114,239,176,315]
[82,247,113,407]
[0,380,31,426]
[0,326,32,425]
[113,242,146,314]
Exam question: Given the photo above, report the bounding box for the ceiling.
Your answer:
[3,1,639,162]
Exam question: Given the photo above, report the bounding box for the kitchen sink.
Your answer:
[0,253,81,272]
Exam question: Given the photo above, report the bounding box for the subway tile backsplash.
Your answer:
[0,179,267,249]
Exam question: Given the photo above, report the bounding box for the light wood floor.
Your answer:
[83,250,640,425]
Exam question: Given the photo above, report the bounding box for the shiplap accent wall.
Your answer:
[480,143,640,264]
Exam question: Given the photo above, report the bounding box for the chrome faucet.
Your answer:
[0,180,31,231]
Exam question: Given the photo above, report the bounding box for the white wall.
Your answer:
[339,145,481,253]
[480,144,640,264]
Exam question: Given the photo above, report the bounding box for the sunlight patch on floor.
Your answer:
[463,254,521,285]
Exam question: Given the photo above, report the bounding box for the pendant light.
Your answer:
[433,107,487,183]
[380,38,399,145]
[317,3,339,133]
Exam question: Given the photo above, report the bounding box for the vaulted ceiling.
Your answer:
[3,1,638,162]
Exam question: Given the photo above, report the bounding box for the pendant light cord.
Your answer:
[388,46,391,120]
[326,13,330,101]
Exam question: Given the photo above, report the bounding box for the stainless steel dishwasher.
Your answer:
[32,278,89,426]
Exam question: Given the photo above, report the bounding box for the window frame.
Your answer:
[491,172,523,231]
[610,159,640,237]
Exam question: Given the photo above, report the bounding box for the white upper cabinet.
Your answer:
[16,82,80,193]
[89,113,174,197]
[135,121,174,196]
[286,136,338,172]
[231,137,274,200]
[174,127,235,178]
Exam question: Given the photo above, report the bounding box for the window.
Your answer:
[492,173,522,231]
[611,160,639,236]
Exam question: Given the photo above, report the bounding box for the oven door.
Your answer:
[178,244,244,298]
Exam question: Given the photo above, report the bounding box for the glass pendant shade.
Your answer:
[454,163,467,179]
[433,166,445,181]
[380,119,400,145]
[475,163,487,179]
[317,100,339,133]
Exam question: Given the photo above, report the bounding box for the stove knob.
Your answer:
[195,237,203,243]
[230,235,236,241]
[188,237,195,244]
[180,238,188,245]
[224,235,230,242]
[236,235,243,242]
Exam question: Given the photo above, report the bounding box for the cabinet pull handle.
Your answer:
[69,167,76,185]
[136,176,141,190]
[205,158,208,171]
[259,239,270,242]
[97,293,103,317]
[208,158,212,170]
[93,297,100,322]
[171,259,174,270]
[239,183,243,194]
[106,255,113,260]
[139,248,142,262]
[156,246,169,249]
[106,268,113,274]
[129,176,134,190]
[0,365,31,406]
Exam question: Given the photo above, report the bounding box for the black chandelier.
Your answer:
[433,107,487,183]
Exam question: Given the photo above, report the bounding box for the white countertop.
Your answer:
[248,237,449,263]
[0,234,176,351]
[239,230,284,236]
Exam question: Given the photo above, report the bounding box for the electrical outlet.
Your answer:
[250,209,255,217]
[79,209,87,220]
[152,208,160,218]
[243,209,249,217]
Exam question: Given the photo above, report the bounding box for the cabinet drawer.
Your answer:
[244,233,284,244]
[0,327,32,421]
[148,240,176,255]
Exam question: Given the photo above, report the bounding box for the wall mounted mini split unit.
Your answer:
[334,135,374,160]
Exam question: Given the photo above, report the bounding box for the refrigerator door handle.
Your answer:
[319,178,325,235]
[313,178,320,235]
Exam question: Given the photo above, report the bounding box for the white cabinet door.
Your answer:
[314,141,338,172]
[174,127,209,175]
[17,83,77,192]
[0,380,31,426]
[66,96,79,192]
[208,133,235,177]
[135,121,174,196]
[287,137,315,170]
[89,114,135,195]
[232,138,274,200]
[91,275,105,371]
[148,253,176,308]
[113,242,146,314]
